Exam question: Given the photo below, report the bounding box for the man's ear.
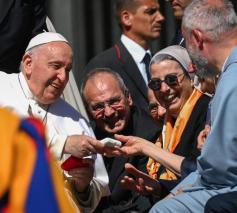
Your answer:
[22,54,33,77]
[188,62,197,73]
[192,29,208,50]
[125,90,133,106]
[121,10,133,28]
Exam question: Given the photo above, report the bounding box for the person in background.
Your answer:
[149,0,237,212]
[165,0,192,46]
[0,32,110,213]
[0,0,47,73]
[147,87,166,127]
[82,0,164,113]
[81,68,160,212]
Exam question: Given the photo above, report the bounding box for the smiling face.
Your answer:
[150,59,193,116]
[83,73,133,135]
[23,41,73,105]
[122,0,164,47]
[167,0,191,20]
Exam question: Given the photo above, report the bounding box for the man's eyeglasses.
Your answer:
[90,96,122,114]
[148,73,185,91]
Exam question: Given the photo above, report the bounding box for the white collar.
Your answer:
[18,72,49,108]
[121,34,151,63]
[18,72,35,100]
[18,72,50,119]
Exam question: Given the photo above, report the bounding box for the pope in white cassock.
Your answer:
[0,32,110,213]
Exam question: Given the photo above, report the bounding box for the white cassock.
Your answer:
[0,71,110,212]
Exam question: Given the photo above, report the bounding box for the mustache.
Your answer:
[103,112,119,123]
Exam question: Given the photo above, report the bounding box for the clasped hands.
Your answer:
[63,134,157,195]
[103,134,161,197]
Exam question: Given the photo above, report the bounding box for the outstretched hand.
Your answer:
[100,134,148,157]
[121,163,160,196]
[64,135,105,158]
[114,134,149,156]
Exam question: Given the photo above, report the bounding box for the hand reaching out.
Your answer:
[121,163,160,196]
[113,134,150,156]
[64,135,105,158]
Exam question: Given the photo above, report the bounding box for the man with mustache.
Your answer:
[82,0,164,113]
[149,0,237,212]
[81,68,160,212]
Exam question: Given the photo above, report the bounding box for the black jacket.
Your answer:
[94,105,161,213]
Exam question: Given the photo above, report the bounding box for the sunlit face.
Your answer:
[187,44,217,95]
[183,27,219,92]
[83,73,133,135]
[166,0,192,19]
[127,0,164,42]
[185,40,211,78]
[23,41,73,104]
[150,59,193,116]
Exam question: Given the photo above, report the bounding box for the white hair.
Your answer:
[182,0,237,41]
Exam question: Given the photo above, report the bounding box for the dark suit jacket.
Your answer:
[170,21,185,47]
[94,105,161,213]
[82,41,149,112]
[0,0,47,73]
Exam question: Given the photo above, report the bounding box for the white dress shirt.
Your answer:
[121,34,151,85]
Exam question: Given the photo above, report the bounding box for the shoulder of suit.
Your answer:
[89,46,118,62]
[84,44,123,73]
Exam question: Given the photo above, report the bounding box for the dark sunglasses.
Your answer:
[148,73,184,91]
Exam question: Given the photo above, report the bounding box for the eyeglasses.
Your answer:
[148,73,185,91]
[89,96,123,114]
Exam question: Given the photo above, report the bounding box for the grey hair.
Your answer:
[19,45,42,72]
[182,0,237,41]
[81,67,129,102]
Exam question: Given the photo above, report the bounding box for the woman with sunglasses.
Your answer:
[113,45,211,198]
